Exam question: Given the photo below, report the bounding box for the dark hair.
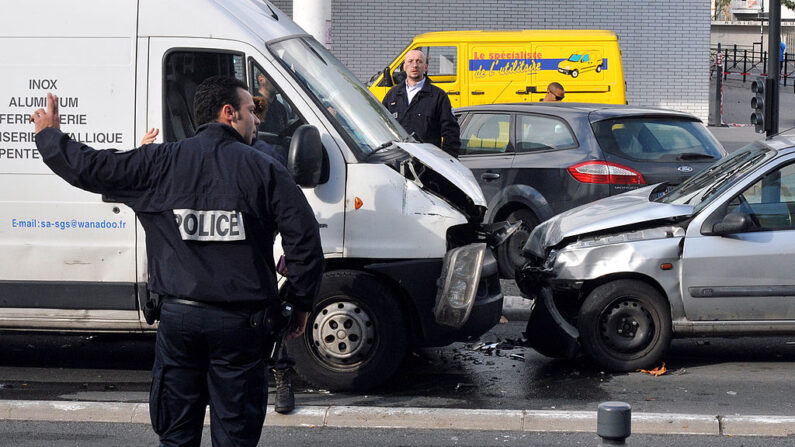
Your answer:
[193,75,249,126]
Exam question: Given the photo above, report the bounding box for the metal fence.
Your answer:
[710,43,794,92]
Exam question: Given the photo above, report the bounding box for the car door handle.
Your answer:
[447,91,460,95]
[471,91,485,95]
[481,172,500,181]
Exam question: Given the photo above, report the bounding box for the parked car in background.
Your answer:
[454,103,726,277]
[516,138,795,371]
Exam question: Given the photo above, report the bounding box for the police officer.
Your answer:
[31,76,324,447]
[382,49,461,157]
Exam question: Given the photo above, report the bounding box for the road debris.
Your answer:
[638,362,666,376]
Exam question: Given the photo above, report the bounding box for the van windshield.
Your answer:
[568,54,582,62]
[269,37,408,157]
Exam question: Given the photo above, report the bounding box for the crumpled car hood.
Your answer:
[394,141,487,207]
[525,184,694,257]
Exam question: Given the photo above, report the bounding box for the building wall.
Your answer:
[711,22,794,51]
[272,0,710,121]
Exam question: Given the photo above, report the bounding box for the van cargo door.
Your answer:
[0,32,140,329]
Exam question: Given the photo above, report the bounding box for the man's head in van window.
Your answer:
[404,49,428,86]
[257,73,276,102]
[195,75,261,144]
[544,82,565,102]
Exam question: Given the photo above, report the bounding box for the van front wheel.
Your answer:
[577,280,671,372]
[571,69,579,78]
[285,270,408,391]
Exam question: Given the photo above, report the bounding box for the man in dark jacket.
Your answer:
[31,76,324,447]
[382,49,461,157]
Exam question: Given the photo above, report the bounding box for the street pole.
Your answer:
[767,0,781,137]
[293,0,332,49]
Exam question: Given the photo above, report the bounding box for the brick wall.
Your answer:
[271,0,709,120]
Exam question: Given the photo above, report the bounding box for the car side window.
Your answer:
[516,114,576,152]
[727,162,795,230]
[163,51,245,142]
[459,113,511,155]
[249,61,305,156]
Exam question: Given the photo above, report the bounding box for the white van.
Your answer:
[0,0,506,391]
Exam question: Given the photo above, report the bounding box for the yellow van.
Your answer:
[368,30,626,106]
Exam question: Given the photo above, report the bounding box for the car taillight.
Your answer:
[567,161,646,185]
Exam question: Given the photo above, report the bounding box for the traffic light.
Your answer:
[750,76,771,134]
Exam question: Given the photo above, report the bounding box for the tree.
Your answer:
[783,0,795,11]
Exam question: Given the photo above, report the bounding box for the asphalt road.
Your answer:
[1,321,793,418]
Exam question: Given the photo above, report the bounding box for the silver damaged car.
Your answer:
[516,135,795,371]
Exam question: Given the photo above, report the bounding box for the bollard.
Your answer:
[597,401,631,445]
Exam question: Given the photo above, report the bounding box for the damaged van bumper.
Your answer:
[365,246,503,348]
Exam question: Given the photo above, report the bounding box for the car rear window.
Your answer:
[592,118,723,162]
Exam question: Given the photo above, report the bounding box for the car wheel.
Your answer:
[496,208,538,279]
[577,280,671,372]
[596,65,602,73]
[571,69,579,78]
[286,270,408,391]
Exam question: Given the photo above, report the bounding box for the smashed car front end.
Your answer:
[516,187,692,358]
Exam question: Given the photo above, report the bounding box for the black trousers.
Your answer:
[150,301,273,447]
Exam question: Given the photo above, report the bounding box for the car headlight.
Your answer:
[433,242,486,328]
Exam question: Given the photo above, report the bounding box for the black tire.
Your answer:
[571,69,579,78]
[596,65,602,73]
[285,270,408,391]
[577,280,672,372]
[496,208,538,279]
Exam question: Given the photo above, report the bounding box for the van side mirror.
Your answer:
[288,125,326,188]
[392,65,406,85]
[377,66,394,87]
[712,212,751,235]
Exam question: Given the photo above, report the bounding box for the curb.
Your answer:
[1,400,793,437]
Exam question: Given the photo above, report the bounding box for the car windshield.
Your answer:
[269,37,408,157]
[568,54,582,62]
[656,143,776,211]
[591,117,724,162]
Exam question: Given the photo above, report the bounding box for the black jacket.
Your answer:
[382,78,461,156]
[35,123,324,311]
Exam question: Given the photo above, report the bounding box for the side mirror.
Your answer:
[377,66,394,87]
[393,66,407,86]
[288,125,325,188]
[712,212,751,235]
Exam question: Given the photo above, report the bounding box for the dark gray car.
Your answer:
[454,103,726,278]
